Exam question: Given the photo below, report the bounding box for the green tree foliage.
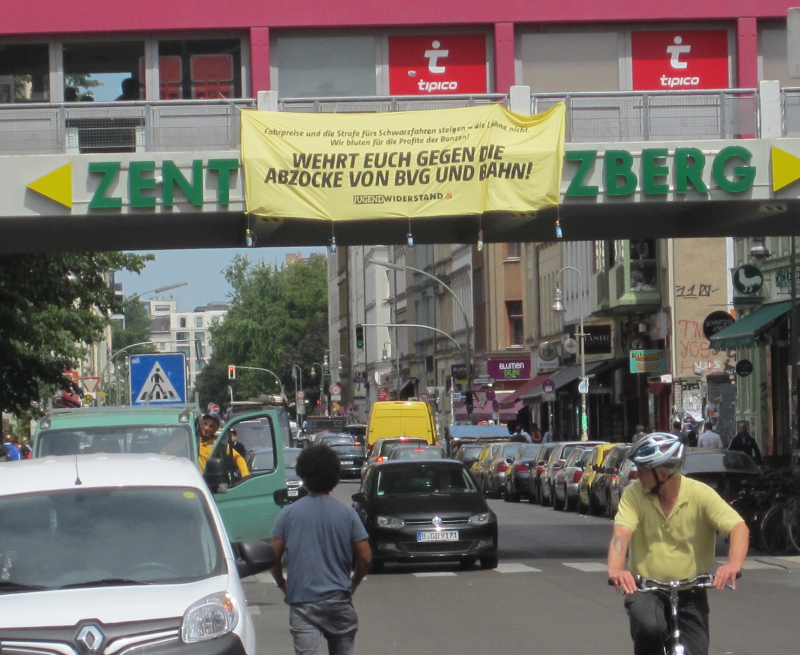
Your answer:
[195,255,328,411]
[111,297,155,354]
[0,252,151,415]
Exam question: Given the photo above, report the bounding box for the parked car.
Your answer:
[362,437,429,477]
[352,460,498,572]
[444,424,510,457]
[330,443,367,478]
[388,445,446,461]
[483,442,523,498]
[251,446,304,497]
[540,441,607,507]
[0,454,276,654]
[577,443,617,514]
[552,446,594,511]
[588,444,631,517]
[469,442,504,494]
[609,455,638,516]
[528,443,558,505]
[454,443,487,469]
[503,443,546,502]
[316,432,357,447]
[680,448,761,502]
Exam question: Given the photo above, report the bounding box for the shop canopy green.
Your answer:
[708,301,792,350]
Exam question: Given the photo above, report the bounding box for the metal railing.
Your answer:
[0,89,772,156]
[782,88,800,137]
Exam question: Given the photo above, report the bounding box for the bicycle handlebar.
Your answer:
[607,572,741,589]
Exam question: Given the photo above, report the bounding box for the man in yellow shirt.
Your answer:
[607,433,748,655]
[198,412,249,480]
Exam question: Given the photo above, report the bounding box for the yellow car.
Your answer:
[577,443,617,514]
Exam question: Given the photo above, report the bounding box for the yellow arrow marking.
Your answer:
[26,163,73,208]
[771,146,800,192]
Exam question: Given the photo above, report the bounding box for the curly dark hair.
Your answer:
[295,444,341,493]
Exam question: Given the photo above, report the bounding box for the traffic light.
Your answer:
[464,391,473,412]
[355,324,364,349]
[228,365,236,380]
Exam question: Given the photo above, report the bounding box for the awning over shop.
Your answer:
[708,301,791,350]
[521,361,604,400]
[498,373,552,408]
[453,398,525,422]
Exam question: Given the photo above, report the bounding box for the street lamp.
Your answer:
[369,259,472,420]
[125,282,188,303]
[309,363,325,416]
[552,266,588,441]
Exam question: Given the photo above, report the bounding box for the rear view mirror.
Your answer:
[235,540,277,578]
[506,457,514,464]
[203,458,228,492]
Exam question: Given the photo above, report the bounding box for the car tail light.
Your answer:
[414,449,425,452]
[515,463,527,473]
[628,470,638,479]
[573,470,583,483]
[497,462,508,473]
[537,466,545,473]
[377,456,385,462]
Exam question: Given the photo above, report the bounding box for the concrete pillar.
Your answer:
[250,27,271,97]
[257,90,278,112]
[494,23,516,95]
[759,80,783,138]
[509,85,531,115]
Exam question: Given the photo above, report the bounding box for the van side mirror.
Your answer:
[234,540,277,578]
[203,458,228,492]
[351,492,367,503]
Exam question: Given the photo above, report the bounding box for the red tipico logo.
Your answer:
[631,30,729,91]
[389,34,487,95]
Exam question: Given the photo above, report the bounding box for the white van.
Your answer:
[0,454,276,653]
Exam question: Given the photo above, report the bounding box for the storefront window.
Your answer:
[0,43,49,103]
[274,34,377,98]
[157,39,242,99]
[63,41,145,101]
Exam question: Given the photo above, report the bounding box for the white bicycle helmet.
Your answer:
[628,433,685,469]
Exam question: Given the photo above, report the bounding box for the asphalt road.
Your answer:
[247,479,800,655]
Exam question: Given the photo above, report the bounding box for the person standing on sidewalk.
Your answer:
[698,422,723,449]
[271,444,372,655]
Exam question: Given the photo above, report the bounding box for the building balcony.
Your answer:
[608,258,661,314]
[590,269,610,315]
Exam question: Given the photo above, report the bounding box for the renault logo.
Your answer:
[76,625,105,654]
[431,516,443,527]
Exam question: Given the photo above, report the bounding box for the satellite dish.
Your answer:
[563,338,579,354]
[538,342,557,361]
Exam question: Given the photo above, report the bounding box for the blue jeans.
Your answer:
[289,593,358,655]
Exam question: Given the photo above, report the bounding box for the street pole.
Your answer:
[791,235,798,460]
[553,266,588,441]
[369,260,472,421]
[292,365,304,420]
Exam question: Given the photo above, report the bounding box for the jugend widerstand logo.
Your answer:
[353,192,446,205]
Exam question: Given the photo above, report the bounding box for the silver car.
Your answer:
[610,455,638,516]
[540,441,607,507]
[483,442,523,499]
[552,446,594,511]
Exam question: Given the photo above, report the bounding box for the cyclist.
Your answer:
[607,433,749,655]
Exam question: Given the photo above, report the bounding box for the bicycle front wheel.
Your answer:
[760,504,793,555]
[787,503,800,553]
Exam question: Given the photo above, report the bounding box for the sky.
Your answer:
[115,247,326,312]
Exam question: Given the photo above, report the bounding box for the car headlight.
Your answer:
[468,512,492,526]
[182,592,238,643]
[376,515,405,529]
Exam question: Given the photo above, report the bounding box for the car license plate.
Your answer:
[417,531,459,542]
[288,488,299,497]
[341,460,354,465]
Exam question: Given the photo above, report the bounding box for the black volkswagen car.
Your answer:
[352,460,498,572]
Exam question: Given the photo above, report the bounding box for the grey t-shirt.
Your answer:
[272,494,369,605]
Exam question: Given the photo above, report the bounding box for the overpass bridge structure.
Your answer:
[2,82,800,254]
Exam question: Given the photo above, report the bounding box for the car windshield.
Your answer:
[321,436,354,446]
[458,446,484,458]
[390,446,444,460]
[558,445,578,462]
[519,445,541,458]
[377,467,477,495]
[682,451,759,474]
[331,445,365,456]
[502,444,521,458]
[37,425,193,459]
[283,449,301,469]
[0,487,225,590]
[565,448,591,466]
[381,441,427,458]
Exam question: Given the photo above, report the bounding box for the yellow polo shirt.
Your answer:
[615,475,743,581]
[198,439,249,478]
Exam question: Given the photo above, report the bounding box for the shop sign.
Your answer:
[702,310,735,340]
[630,349,667,374]
[487,358,531,380]
[735,360,754,377]
[565,146,755,198]
[775,266,800,288]
[583,325,612,355]
[631,30,729,91]
[388,34,487,95]
[732,264,763,295]
[450,364,467,385]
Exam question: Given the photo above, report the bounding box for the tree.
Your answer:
[111,297,155,354]
[0,252,151,416]
[195,255,328,411]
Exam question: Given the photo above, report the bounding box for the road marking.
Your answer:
[717,558,790,571]
[249,606,261,616]
[563,562,608,572]
[496,563,541,573]
[413,572,457,577]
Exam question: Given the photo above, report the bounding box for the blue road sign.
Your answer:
[130,353,187,405]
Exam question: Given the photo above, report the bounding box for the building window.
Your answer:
[505,243,521,260]
[62,40,145,101]
[176,331,189,341]
[211,317,220,325]
[179,317,186,328]
[0,43,50,103]
[155,304,171,313]
[507,301,524,346]
[194,332,205,342]
[195,316,203,327]
[177,346,191,359]
[157,38,242,99]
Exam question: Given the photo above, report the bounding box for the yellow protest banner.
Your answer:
[241,103,565,221]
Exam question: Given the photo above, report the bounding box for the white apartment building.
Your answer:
[141,298,227,391]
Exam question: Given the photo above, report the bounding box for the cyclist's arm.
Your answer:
[608,524,637,594]
[714,521,748,590]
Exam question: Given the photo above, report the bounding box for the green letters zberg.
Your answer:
[88,159,240,209]
[564,147,754,197]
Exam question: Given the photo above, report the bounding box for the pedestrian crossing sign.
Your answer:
[129,353,187,405]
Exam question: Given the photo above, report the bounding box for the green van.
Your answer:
[32,404,287,542]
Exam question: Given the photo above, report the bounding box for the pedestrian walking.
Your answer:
[632,425,647,443]
[3,435,20,461]
[697,422,723,449]
[728,421,763,465]
[271,444,371,655]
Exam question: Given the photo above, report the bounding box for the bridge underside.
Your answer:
[2,199,799,254]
